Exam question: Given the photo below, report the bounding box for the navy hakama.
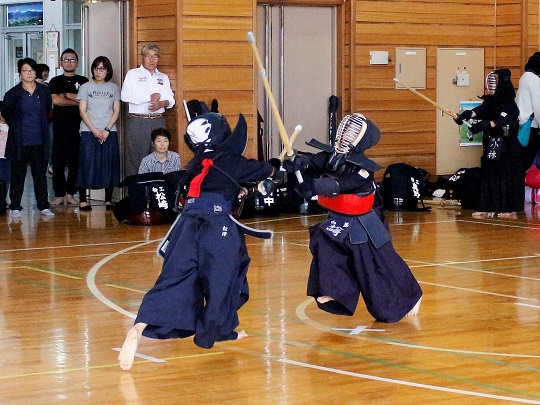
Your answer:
[307,210,422,323]
[135,196,250,349]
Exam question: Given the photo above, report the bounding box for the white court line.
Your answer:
[87,235,540,403]
[287,242,310,247]
[295,298,540,359]
[86,240,158,320]
[243,214,325,225]
[419,281,540,303]
[516,303,540,309]
[410,254,540,266]
[0,240,151,253]
[457,219,540,230]
[112,348,165,363]
[405,255,540,284]
[278,358,540,404]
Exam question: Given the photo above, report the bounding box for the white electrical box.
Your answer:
[456,72,470,87]
[370,51,389,65]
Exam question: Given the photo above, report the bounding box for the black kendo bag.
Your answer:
[444,167,481,210]
[378,163,430,211]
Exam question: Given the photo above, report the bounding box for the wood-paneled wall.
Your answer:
[130,0,179,151]
[129,0,538,175]
[354,0,528,175]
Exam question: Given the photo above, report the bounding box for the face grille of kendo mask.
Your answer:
[485,71,498,95]
[334,113,368,154]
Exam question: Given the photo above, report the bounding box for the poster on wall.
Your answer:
[46,29,60,68]
[7,3,43,27]
[458,101,483,146]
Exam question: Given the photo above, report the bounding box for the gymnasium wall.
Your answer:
[353,0,528,175]
[129,0,538,174]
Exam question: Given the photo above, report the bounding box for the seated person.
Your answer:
[138,128,181,174]
[114,128,182,225]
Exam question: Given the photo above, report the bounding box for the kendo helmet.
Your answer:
[327,113,381,172]
[334,112,369,155]
[184,112,248,154]
[485,68,512,95]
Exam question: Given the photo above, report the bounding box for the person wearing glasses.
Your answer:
[1,58,54,218]
[48,48,89,207]
[121,44,175,177]
[75,56,121,211]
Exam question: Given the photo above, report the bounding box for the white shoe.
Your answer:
[10,209,21,218]
[40,208,55,217]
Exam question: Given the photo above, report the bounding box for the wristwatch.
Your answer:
[104,127,110,132]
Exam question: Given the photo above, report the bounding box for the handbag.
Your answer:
[525,149,540,188]
[518,115,534,147]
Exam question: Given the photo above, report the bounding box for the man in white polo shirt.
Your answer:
[121,44,175,177]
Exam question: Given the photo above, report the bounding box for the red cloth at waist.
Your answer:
[317,193,375,215]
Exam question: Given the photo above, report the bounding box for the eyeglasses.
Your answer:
[61,58,78,63]
[93,67,107,72]
[143,54,159,60]
[21,69,35,74]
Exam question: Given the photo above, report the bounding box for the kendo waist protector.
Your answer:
[317,193,374,215]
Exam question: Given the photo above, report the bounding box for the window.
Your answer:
[63,0,83,53]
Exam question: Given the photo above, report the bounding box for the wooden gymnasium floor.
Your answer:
[1,183,540,404]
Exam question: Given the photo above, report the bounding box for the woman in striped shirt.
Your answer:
[138,128,181,174]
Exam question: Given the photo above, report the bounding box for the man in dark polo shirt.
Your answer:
[48,48,88,206]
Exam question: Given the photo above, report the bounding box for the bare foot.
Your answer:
[236,330,248,340]
[472,211,487,218]
[119,328,140,371]
[316,296,334,304]
[497,212,517,219]
[50,196,65,206]
[406,297,422,317]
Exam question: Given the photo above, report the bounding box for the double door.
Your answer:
[2,31,43,95]
[256,5,337,158]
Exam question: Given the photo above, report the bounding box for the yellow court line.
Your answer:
[106,283,147,294]
[0,352,224,380]
[6,266,81,280]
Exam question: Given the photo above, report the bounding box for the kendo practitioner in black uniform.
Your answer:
[454,68,523,218]
[283,113,422,323]
[119,112,279,370]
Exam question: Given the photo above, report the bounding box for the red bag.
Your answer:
[525,164,540,188]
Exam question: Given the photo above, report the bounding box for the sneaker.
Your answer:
[51,196,65,206]
[66,194,80,206]
[10,209,21,218]
[40,208,55,217]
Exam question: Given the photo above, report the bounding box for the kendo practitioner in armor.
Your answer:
[454,68,523,218]
[119,112,280,371]
[283,113,422,323]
